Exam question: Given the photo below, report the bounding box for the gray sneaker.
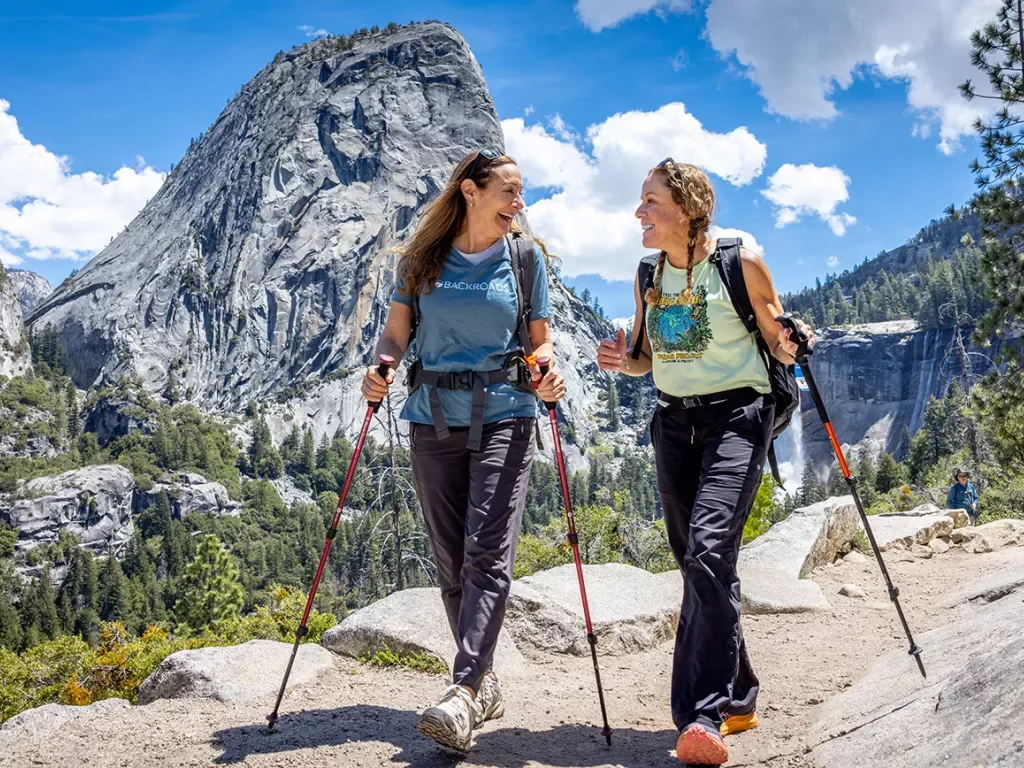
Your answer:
[417,685,481,752]
[475,672,505,728]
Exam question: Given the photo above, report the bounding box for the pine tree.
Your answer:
[98,554,132,624]
[876,453,904,493]
[800,460,823,505]
[66,380,80,440]
[606,377,621,430]
[959,1,1024,360]
[0,594,22,651]
[175,534,244,631]
[857,449,878,507]
[300,428,316,477]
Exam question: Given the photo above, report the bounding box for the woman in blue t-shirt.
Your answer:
[361,148,565,752]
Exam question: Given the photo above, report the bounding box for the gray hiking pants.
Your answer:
[650,390,773,732]
[410,417,536,692]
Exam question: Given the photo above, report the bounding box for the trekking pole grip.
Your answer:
[536,356,556,411]
[775,313,812,363]
[370,354,395,412]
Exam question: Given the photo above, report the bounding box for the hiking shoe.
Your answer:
[475,672,505,728]
[676,723,729,765]
[417,685,481,752]
[720,711,759,736]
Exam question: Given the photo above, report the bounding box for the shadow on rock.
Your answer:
[213,706,679,767]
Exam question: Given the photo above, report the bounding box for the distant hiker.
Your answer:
[361,148,565,752]
[947,469,980,526]
[596,159,815,766]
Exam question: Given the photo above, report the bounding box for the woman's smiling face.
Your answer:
[465,163,525,240]
[635,171,686,251]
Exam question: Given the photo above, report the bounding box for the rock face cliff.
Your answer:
[8,269,52,315]
[0,264,31,378]
[776,319,1004,469]
[27,22,614,451]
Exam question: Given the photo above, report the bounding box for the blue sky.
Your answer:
[0,0,996,320]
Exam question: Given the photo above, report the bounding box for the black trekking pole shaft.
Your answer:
[776,316,925,679]
[538,358,613,746]
[267,355,394,731]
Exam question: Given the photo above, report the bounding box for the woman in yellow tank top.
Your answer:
[596,159,815,766]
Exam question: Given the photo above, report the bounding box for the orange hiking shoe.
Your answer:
[675,723,729,765]
[720,711,759,736]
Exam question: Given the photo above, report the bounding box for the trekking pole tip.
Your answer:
[265,712,279,732]
[602,726,612,746]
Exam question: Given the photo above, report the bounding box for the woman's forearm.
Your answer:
[619,351,652,376]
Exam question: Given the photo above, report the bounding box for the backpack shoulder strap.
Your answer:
[712,238,760,338]
[630,254,659,360]
[509,233,535,357]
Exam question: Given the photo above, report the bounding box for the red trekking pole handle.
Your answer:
[369,354,395,411]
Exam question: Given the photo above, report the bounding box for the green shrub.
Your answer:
[358,644,447,676]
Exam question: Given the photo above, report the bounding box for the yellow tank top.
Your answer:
[646,254,770,398]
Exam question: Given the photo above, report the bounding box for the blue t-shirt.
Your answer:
[392,238,552,426]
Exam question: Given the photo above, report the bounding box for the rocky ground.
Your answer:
[2,540,1020,768]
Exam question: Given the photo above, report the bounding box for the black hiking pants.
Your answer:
[410,417,535,693]
[650,389,773,732]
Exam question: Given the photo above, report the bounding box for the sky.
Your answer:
[0,0,1003,320]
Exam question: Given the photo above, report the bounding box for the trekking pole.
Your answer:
[776,315,926,679]
[267,354,395,731]
[536,357,613,745]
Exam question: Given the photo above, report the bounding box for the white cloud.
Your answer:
[709,226,763,256]
[0,99,165,263]
[575,0,692,31]
[827,255,840,268]
[503,103,767,281]
[524,105,535,116]
[577,0,1000,153]
[0,244,22,266]
[762,163,855,236]
[670,49,688,72]
[299,25,328,39]
[703,0,1002,153]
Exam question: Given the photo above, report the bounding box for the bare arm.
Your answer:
[373,301,414,365]
[362,301,414,401]
[739,248,815,363]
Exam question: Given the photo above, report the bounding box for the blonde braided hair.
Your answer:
[643,161,716,306]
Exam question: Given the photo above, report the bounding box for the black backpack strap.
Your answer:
[509,233,535,357]
[712,238,758,336]
[630,255,659,360]
[509,233,546,449]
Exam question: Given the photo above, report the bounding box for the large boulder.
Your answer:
[951,519,1024,554]
[0,465,136,555]
[321,587,524,677]
[872,510,961,552]
[0,698,129,737]
[505,563,681,656]
[811,562,1024,768]
[138,640,335,704]
[737,497,859,614]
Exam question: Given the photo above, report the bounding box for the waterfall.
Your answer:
[774,365,807,491]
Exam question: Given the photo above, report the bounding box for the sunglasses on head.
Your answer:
[656,157,679,172]
[466,147,503,178]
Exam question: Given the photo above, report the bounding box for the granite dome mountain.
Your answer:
[27,22,614,448]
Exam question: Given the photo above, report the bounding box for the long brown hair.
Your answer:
[395,150,554,297]
[644,161,716,306]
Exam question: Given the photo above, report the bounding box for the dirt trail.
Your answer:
[0,547,1008,768]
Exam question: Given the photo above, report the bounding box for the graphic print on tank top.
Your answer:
[648,284,713,361]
